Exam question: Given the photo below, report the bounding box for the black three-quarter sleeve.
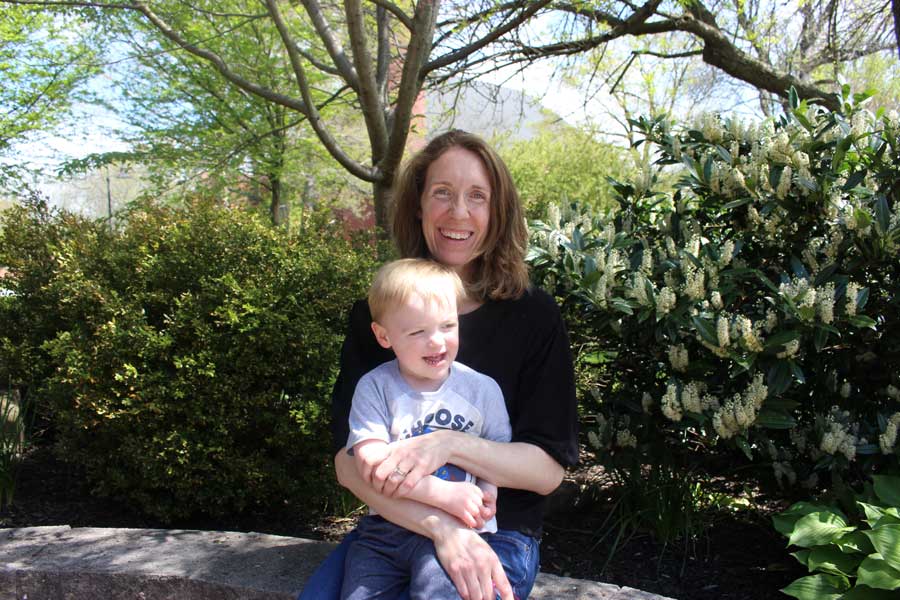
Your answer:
[330,300,394,454]
[509,290,579,469]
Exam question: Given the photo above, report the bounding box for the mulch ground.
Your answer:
[1,445,805,600]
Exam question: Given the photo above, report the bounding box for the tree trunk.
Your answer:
[270,174,286,226]
[373,179,393,245]
[893,0,900,60]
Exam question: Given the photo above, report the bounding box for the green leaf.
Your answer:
[789,87,800,109]
[797,176,819,192]
[789,360,806,385]
[774,503,840,536]
[789,512,855,548]
[842,169,867,191]
[873,195,891,235]
[735,435,753,460]
[765,397,801,412]
[792,549,812,567]
[781,574,849,600]
[764,330,801,350]
[692,315,719,346]
[794,108,814,131]
[838,585,900,599]
[768,361,793,396]
[723,197,752,210]
[860,503,891,528]
[814,326,830,352]
[873,476,900,507]
[814,264,839,287]
[856,287,869,311]
[807,546,863,577]
[715,144,732,163]
[855,208,873,230]
[864,526,900,571]
[835,531,876,555]
[770,164,784,191]
[791,256,810,278]
[756,408,797,429]
[609,297,635,315]
[873,513,900,529]
[848,315,877,330]
[856,556,900,591]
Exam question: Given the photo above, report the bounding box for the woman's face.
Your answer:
[419,146,492,279]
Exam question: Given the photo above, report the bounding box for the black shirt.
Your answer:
[330,286,579,536]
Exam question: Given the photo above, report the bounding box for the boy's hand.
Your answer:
[476,481,498,523]
[431,479,486,529]
[352,440,391,482]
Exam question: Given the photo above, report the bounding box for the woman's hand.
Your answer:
[371,430,455,497]
[432,522,514,600]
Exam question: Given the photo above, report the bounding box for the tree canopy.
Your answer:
[0,6,100,187]
[1,0,897,227]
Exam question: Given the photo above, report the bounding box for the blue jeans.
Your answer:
[298,521,540,600]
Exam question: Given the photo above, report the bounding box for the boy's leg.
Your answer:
[405,529,540,600]
[341,516,414,600]
[485,529,541,600]
[407,536,461,600]
[297,528,359,600]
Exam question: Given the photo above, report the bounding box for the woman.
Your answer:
[302,130,578,600]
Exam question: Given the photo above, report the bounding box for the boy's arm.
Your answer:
[354,439,486,529]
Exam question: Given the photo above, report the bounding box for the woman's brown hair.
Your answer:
[391,130,529,301]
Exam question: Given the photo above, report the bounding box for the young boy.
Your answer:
[341,258,512,600]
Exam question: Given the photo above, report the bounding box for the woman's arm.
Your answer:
[369,430,563,498]
[335,449,514,600]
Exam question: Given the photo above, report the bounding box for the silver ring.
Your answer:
[392,466,408,478]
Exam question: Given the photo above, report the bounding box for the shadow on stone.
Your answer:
[0,527,672,599]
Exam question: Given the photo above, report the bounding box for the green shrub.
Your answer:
[528,88,900,495]
[0,196,376,520]
[502,125,633,220]
[775,475,900,599]
[0,386,28,509]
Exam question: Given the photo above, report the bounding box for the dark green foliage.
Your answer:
[0,195,376,520]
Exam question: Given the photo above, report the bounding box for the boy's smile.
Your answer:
[371,289,460,392]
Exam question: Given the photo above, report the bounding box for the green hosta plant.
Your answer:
[529,87,900,494]
[775,475,900,599]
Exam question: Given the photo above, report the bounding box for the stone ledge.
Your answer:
[0,527,673,599]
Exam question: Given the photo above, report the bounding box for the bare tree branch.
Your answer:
[423,0,552,75]
[632,49,703,59]
[345,0,389,162]
[125,2,309,113]
[264,0,377,182]
[382,0,438,185]
[375,4,390,103]
[892,0,900,58]
[0,0,135,6]
[295,47,342,76]
[300,0,360,90]
[369,0,412,31]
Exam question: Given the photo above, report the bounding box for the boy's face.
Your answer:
[372,289,459,391]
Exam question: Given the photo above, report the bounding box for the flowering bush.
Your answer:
[529,88,900,491]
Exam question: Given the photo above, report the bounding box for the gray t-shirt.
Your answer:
[347,360,512,531]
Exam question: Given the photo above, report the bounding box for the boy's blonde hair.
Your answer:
[368,259,466,323]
